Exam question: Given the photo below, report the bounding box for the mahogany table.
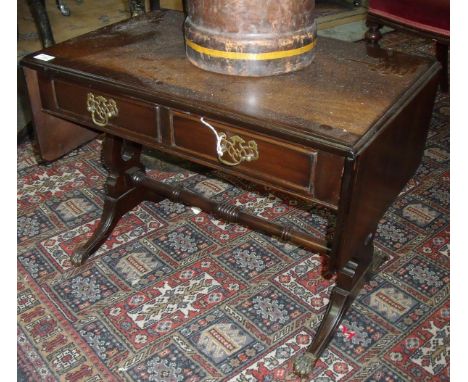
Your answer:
[20,10,440,376]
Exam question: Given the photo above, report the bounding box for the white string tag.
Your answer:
[200,117,224,157]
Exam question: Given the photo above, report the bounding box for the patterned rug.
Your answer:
[17,34,449,382]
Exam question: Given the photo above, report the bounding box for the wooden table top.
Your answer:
[22,10,438,149]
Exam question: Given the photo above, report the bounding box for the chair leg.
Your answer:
[129,0,146,16]
[150,0,161,11]
[27,0,55,48]
[435,41,449,93]
[365,20,383,47]
[56,0,70,16]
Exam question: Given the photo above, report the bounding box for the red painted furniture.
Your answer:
[365,0,449,91]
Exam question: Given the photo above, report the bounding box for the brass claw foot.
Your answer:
[293,352,318,377]
[70,248,87,267]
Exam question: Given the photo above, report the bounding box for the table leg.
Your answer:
[294,240,375,376]
[72,134,331,266]
[435,41,449,93]
[294,243,388,376]
[365,20,383,47]
[292,75,438,374]
[71,135,163,266]
[293,155,388,376]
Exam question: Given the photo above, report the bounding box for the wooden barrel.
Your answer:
[184,0,317,77]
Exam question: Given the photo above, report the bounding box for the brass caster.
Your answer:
[293,352,318,377]
[70,249,86,267]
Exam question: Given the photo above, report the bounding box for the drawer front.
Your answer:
[39,75,159,141]
[36,72,343,206]
[170,111,319,196]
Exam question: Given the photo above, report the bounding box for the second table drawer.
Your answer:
[170,111,319,196]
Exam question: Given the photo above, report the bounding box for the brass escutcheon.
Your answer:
[200,117,259,166]
[218,133,259,166]
[86,92,119,127]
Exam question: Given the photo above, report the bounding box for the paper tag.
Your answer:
[33,53,55,61]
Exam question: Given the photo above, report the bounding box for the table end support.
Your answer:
[293,243,374,377]
[71,135,163,266]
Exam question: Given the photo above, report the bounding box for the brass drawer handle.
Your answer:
[200,117,259,166]
[86,92,119,127]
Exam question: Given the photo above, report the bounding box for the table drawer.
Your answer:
[39,75,159,141]
[36,73,343,206]
[169,111,341,201]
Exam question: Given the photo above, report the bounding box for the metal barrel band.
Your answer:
[185,38,317,61]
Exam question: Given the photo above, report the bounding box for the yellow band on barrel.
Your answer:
[186,38,317,61]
